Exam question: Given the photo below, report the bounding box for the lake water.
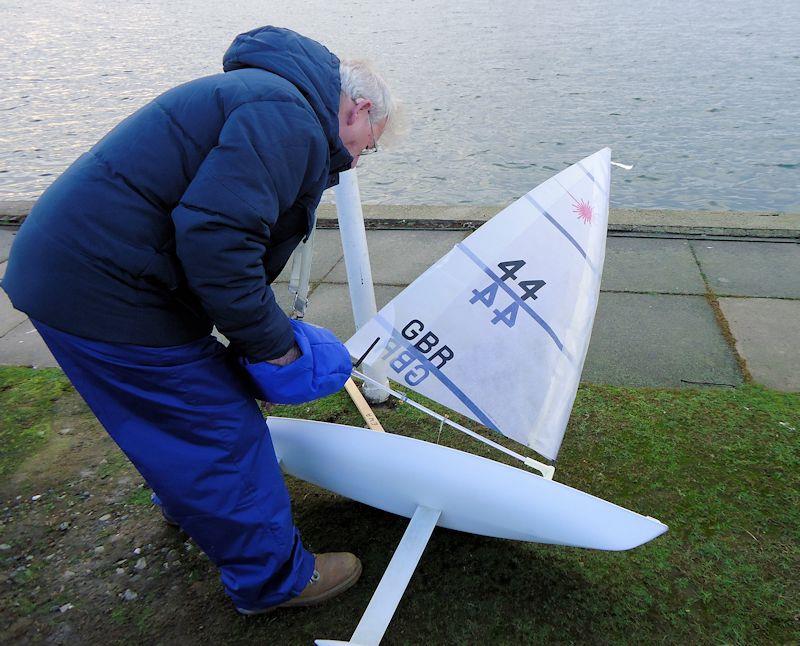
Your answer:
[1,0,799,211]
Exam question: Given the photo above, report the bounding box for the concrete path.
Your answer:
[1,218,798,392]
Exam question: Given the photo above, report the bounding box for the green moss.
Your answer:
[126,487,153,506]
[97,451,130,479]
[108,603,155,635]
[0,367,70,477]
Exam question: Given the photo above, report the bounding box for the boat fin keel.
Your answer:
[316,505,441,646]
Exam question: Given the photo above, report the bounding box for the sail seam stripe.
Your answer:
[373,313,502,433]
[454,242,565,352]
[523,194,588,260]
[577,161,608,197]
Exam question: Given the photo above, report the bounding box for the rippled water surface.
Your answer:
[1,0,798,210]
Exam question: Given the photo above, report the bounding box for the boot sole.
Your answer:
[279,559,363,608]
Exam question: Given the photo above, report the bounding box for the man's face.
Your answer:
[338,95,387,168]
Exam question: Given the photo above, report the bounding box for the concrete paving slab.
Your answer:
[691,240,800,298]
[602,237,706,294]
[0,303,27,338]
[0,319,56,368]
[0,228,16,262]
[326,230,469,285]
[271,280,298,314]
[718,298,800,392]
[0,261,28,336]
[301,283,404,340]
[583,292,743,388]
[274,229,344,284]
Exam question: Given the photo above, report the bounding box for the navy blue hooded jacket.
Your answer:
[2,27,353,361]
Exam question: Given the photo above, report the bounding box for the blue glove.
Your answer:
[240,320,352,404]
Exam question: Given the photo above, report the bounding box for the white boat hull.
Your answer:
[268,417,667,551]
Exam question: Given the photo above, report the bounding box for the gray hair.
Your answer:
[339,59,398,128]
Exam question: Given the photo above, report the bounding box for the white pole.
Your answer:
[316,505,441,646]
[334,169,389,403]
[288,228,316,318]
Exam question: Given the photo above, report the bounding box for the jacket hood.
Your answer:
[223,26,353,180]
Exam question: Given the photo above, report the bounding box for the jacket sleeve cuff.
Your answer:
[227,289,295,362]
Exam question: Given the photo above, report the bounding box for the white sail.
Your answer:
[346,148,611,460]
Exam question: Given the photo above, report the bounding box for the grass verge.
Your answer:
[0,367,797,644]
[0,367,70,477]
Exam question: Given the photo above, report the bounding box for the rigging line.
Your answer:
[553,174,609,222]
[553,177,581,204]
[552,175,607,262]
[352,368,545,472]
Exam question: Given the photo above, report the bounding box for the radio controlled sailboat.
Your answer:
[268,148,667,645]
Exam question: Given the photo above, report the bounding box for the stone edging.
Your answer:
[2,201,798,239]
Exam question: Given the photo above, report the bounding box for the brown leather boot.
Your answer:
[237,552,362,614]
[279,552,362,608]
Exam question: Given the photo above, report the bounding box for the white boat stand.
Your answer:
[333,169,389,403]
[315,505,442,646]
[288,228,316,318]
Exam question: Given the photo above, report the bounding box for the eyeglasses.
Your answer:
[360,110,379,156]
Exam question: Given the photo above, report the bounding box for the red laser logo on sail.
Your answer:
[574,199,593,224]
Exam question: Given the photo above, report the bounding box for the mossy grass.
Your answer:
[0,367,70,477]
[1,367,797,643]
[272,383,800,643]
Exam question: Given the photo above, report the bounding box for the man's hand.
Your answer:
[265,343,302,366]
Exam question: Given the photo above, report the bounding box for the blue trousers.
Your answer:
[33,320,314,610]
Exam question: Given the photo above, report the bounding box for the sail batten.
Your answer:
[346,149,611,460]
[523,193,590,263]
[577,161,608,194]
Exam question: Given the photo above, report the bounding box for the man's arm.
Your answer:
[171,99,328,362]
